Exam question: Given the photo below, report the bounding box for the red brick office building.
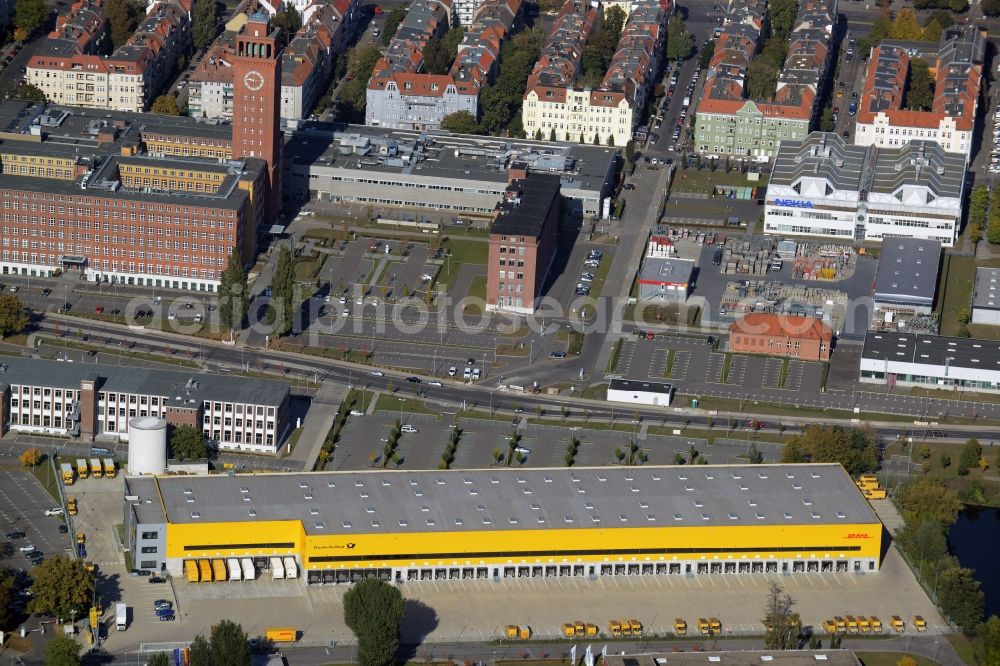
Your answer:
[729,313,834,361]
[486,170,562,314]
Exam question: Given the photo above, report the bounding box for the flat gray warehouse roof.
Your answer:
[125,464,879,534]
[973,267,1000,311]
[873,238,940,304]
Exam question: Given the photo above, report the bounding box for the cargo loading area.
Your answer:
[122,464,883,585]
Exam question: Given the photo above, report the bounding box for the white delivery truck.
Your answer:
[283,556,298,579]
[270,556,285,580]
[227,558,242,581]
[116,603,128,631]
[241,557,255,581]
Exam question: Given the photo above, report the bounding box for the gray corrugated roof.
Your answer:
[862,330,1000,370]
[135,464,879,534]
[769,132,866,192]
[0,357,288,407]
[972,267,1000,311]
[873,238,940,304]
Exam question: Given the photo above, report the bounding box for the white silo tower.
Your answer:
[127,416,167,475]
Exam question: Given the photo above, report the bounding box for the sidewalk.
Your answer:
[290,380,349,471]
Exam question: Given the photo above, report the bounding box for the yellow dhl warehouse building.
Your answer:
[122,463,883,584]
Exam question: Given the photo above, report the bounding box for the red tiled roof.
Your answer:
[730,313,833,342]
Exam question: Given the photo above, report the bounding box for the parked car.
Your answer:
[369,370,384,377]
[18,545,35,553]
[400,425,418,433]
[153,600,172,611]
[551,351,567,358]
[350,410,365,416]
[448,367,457,377]
[427,380,443,387]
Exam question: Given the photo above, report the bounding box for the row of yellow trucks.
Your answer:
[855,474,887,500]
[822,615,925,634]
[184,556,298,582]
[61,459,115,484]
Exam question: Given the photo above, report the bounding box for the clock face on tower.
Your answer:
[243,70,264,91]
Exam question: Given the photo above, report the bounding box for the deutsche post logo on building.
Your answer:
[315,542,358,550]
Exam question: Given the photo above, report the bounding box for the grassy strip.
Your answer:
[38,337,202,369]
[855,653,938,666]
[778,358,789,389]
[936,254,975,337]
[374,393,441,417]
[440,238,489,292]
[820,361,830,390]
[606,339,623,374]
[565,331,585,356]
[721,353,733,383]
[664,349,676,378]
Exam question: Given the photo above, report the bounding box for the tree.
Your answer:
[780,425,877,476]
[957,438,982,476]
[338,44,382,122]
[104,0,143,49]
[192,0,218,50]
[896,476,962,524]
[746,442,764,464]
[699,40,715,68]
[188,635,213,666]
[272,244,294,337]
[17,83,46,102]
[983,0,1000,15]
[422,27,464,74]
[170,425,207,460]
[151,95,180,116]
[983,615,1000,666]
[625,140,635,165]
[888,9,926,40]
[969,185,989,232]
[896,520,948,570]
[28,556,94,620]
[938,566,984,635]
[0,293,29,338]
[746,58,779,100]
[210,619,252,666]
[819,106,835,132]
[0,569,16,630]
[381,6,407,45]
[441,111,478,134]
[666,16,693,61]
[921,18,943,42]
[148,654,171,666]
[271,5,301,46]
[44,635,81,666]
[762,582,801,650]
[218,248,248,331]
[768,0,798,38]
[14,0,48,38]
[948,0,968,11]
[343,578,405,666]
[19,447,41,468]
[904,58,934,111]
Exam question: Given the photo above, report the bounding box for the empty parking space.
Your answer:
[761,358,783,388]
[705,354,725,383]
[727,355,748,386]
[666,350,691,380]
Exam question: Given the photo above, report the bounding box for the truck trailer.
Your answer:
[282,556,297,579]
[116,604,127,631]
[60,463,75,485]
[185,560,200,582]
[240,558,254,581]
[265,627,296,643]
[198,559,212,582]
[102,458,116,478]
[212,559,227,582]
[227,558,242,581]
[270,557,285,580]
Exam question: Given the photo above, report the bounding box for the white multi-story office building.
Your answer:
[763,133,965,247]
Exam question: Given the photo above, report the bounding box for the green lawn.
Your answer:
[294,254,324,281]
[671,167,769,194]
[374,393,441,417]
[936,254,975,336]
[464,275,488,314]
[856,652,940,666]
[440,238,489,291]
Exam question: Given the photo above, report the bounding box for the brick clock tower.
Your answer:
[232,13,282,220]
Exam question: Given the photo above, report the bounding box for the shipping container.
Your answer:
[102,458,116,478]
[282,556,297,579]
[184,560,199,582]
[240,558,254,581]
[265,627,296,643]
[198,559,212,582]
[211,559,226,582]
[270,556,284,580]
[89,458,102,479]
[227,558,241,581]
[76,459,89,479]
[60,463,75,485]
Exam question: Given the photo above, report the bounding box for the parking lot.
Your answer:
[0,467,71,567]
[612,333,826,396]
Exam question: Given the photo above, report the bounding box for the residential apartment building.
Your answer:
[694,0,835,160]
[763,132,965,247]
[0,357,292,454]
[520,0,667,147]
[729,313,833,361]
[190,1,358,121]
[486,171,562,314]
[27,1,190,112]
[366,0,522,131]
[854,26,986,157]
[282,125,616,218]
